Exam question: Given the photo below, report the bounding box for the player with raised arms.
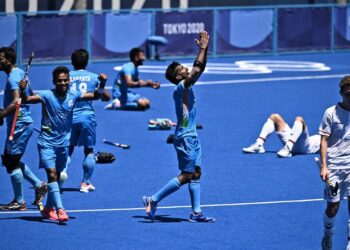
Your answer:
[0,47,47,211]
[142,31,215,223]
[20,66,108,222]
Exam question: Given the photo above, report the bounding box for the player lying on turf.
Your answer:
[242,113,320,157]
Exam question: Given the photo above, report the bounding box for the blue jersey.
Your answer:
[69,70,99,122]
[37,89,82,147]
[112,62,138,104]
[3,67,33,125]
[173,81,197,138]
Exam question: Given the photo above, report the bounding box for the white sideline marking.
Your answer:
[0,198,324,215]
[160,74,345,87]
[0,74,344,96]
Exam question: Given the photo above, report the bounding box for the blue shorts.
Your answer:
[70,119,96,148]
[121,92,143,110]
[38,144,68,171]
[173,136,201,172]
[5,122,33,155]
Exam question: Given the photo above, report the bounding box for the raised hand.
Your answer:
[195,31,210,49]
[19,79,28,91]
[98,73,108,89]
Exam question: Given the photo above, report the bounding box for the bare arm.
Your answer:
[98,73,111,102]
[320,135,329,182]
[184,31,210,88]
[19,79,41,104]
[124,75,159,89]
[1,89,20,117]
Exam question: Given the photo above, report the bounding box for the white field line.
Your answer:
[0,197,324,215]
[159,74,345,87]
[0,74,344,96]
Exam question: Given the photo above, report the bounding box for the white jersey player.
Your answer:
[319,75,350,250]
[242,113,320,157]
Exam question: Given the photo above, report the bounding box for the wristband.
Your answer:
[97,87,105,94]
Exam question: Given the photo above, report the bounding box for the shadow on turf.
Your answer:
[60,187,81,193]
[0,215,76,225]
[133,215,188,223]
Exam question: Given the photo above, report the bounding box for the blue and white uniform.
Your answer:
[319,104,350,202]
[36,89,82,170]
[4,67,33,155]
[112,62,142,108]
[69,70,99,148]
[173,81,201,172]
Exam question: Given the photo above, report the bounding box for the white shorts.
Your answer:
[275,125,320,154]
[324,169,350,202]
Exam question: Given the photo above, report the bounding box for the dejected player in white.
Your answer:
[319,76,350,250]
[242,113,320,157]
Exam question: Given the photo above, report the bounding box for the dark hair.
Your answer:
[0,47,16,65]
[52,66,70,82]
[165,61,181,84]
[129,48,144,61]
[71,49,89,69]
[340,75,350,90]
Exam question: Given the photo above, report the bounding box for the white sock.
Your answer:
[257,118,275,144]
[288,121,303,145]
[324,212,335,237]
[286,141,294,150]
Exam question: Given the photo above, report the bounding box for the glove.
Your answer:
[95,152,116,164]
[166,134,174,144]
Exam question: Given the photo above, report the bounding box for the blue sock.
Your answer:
[82,154,95,185]
[10,168,24,203]
[48,182,63,210]
[152,177,181,203]
[188,180,201,213]
[20,162,42,188]
[46,191,54,209]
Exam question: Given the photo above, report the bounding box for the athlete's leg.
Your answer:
[243,113,287,153]
[1,153,25,204]
[82,147,95,186]
[277,116,307,157]
[286,116,306,150]
[137,98,150,110]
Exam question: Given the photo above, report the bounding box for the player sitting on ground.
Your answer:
[20,66,108,222]
[105,48,160,110]
[242,113,320,157]
[142,31,215,223]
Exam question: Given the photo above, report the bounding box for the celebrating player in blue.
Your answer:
[59,49,110,193]
[105,47,160,110]
[20,66,108,222]
[142,31,215,223]
[0,47,47,211]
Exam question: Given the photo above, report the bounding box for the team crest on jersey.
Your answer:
[68,99,74,108]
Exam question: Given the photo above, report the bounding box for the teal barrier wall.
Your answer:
[0,4,349,67]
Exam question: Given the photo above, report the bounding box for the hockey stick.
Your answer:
[315,157,339,196]
[103,139,130,149]
[9,52,35,141]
